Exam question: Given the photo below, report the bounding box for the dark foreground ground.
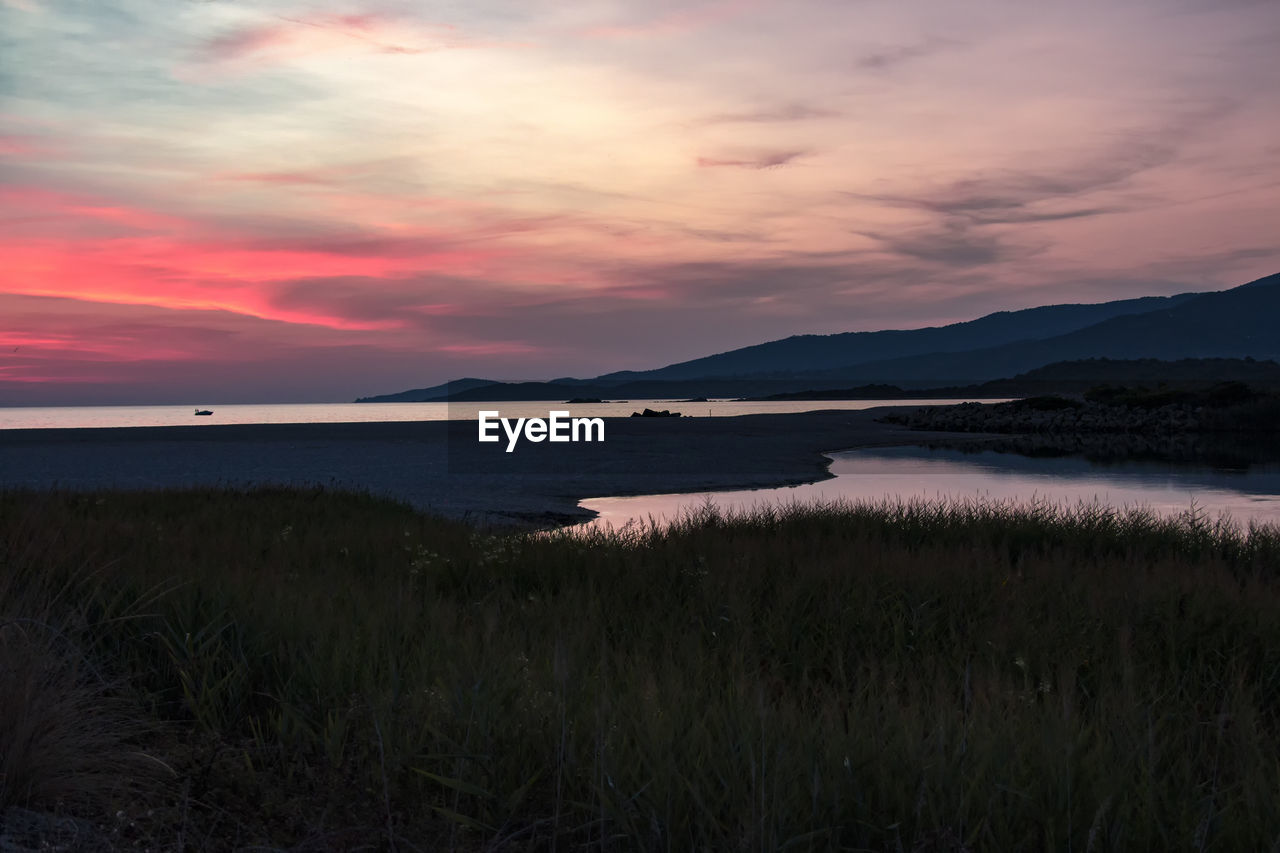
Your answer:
[0,408,960,526]
[4,404,1280,850]
[2,491,1278,851]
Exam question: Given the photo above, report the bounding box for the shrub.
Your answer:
[1012,394,1083,411]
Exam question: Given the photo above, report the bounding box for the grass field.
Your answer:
[3,487,1279,851]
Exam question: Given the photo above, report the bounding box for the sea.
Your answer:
[0,399,982,430]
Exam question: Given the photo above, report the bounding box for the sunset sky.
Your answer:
[3,0,1279,404]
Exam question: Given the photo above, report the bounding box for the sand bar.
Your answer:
[0,408,958,527]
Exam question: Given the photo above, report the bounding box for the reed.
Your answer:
[2,486,1278,850]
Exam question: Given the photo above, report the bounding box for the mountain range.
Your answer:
[356,272,1280,402]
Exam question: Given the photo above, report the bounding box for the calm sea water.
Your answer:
[0,399,995,430]
[577,445,1280,531]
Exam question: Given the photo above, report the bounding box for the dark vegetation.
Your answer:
[884,381,1280,436]
[4,488,1280,850]
[918,433,1280,469]
[745,360,1280,402]
[1082,380,1261,409]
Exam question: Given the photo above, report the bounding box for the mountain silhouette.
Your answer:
[355,377,494,403]
[594,293,1198,382]
[355,272,1280,401]
[819,272,1280,383]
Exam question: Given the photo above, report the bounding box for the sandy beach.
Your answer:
[0,407,956,527]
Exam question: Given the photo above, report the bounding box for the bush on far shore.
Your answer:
[1083,379,1261,409]
[2,487,1280,850]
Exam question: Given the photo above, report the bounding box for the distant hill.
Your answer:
[378,377,922,403]
[824,273,1280,383]
[594,293,1198,383]
[356,377,496,403]
[355,272,1280,402]
[430,381,596,402]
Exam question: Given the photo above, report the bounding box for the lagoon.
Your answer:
[577,444,1280,532]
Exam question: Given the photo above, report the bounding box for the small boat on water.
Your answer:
[194,409,213,416]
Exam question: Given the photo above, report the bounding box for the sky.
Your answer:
[2,0,1279,404]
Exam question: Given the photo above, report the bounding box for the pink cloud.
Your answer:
[193,12,516,72]
[215,159,405,186]
[0,290,575,403]
[1,176,671,391]
[201,24,288,62]
[0,368,85,385]
[0,319,236,383]
[0,305,273,392]
[1,186,192,235]
[0,332,76,350]
[0,238,499,329]
[0,186,570,332]
[0,134,57,158]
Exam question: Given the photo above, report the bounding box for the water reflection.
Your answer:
[577,443,1280,533]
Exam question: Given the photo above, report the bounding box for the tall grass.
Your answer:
[2,486,1279,850]
[0,525,170,830]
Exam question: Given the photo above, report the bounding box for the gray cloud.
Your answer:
[841,99,1242,273]
[484,256,1070,367]
[696,149,808,169]
[855,37,959,71]
[700,102,839,124]
[200,23,283,62]
[856,220,1038,267]
[264,275,487,327]
[845,146,1174,224]
[679,226,774,243]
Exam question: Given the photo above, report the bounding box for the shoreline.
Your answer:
[0,408,967,528]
